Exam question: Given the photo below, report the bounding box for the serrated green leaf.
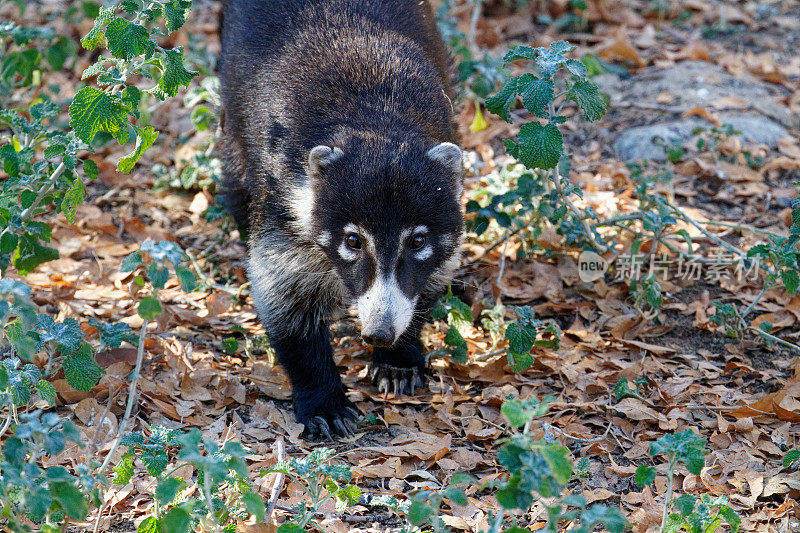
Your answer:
[138,295,163,320]
[634,465,655,487]
[121,251,142,272]
[155,477,184,505]
[568,79,606,121]
[175,266,196,292]
[162,507,191,533]
[781,269,799,295]
[137,516,162,533]
[444,326,467,349]
[50,480,88,520]
[784,449,800,467]
[118,126,158,173]
[486,74,553,122]
[662,513,683,533]
[221,337,238,354]
[718,504,741,532]
[81,6,115,50]
[519,75,554,118]
[62,343,103,391]
[505,322,537,354]
[143,450,168,476]
[89,318,137,348]
[408,500,433,525]
[672,493,697,516]
[540,444,572,484]
[105,17,150,60]
[147,262,169,290]
[83,158,98,179]
[650,429,707,475]
[69,86,129,144]
[507,349,535,372]
[565,58,588,79]
[62,176,85,224]
[164,1,190,31]
[36,379,57,404]
[240,491,266,522]
[157,48,196,98]
[13,233,59,274]
[511,121,563,170]
[113,454,134,485]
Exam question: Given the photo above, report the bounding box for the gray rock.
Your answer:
[597,61,797,161]
[614,113,790,161]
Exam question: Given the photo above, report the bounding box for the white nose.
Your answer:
[356,275,417,345]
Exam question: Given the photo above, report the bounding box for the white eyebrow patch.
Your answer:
[413,225,429,234]
[414,245,433,260]
[338,241,358,261]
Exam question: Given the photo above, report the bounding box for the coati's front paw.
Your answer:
[369,364,427,396]
[294,389,360,440]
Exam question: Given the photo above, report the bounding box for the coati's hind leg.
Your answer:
[369,298,433,396]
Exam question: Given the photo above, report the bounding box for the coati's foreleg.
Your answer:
[369,297,434,396]
[268,316,359,439]
[248,241,358,439]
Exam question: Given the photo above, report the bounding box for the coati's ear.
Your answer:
[427,142,463,175]
[308,145,344,180]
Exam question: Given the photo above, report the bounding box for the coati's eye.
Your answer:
[409,235,426,250]
[345,233,362,250]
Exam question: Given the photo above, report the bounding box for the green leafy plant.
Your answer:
[400,396,626,533]
[0,410,99,532]
[660,494,741,533]
[0,278,129,404]
[121,239,197,321]
[263,447,360,532]
[0,0,195,276]
[783,449,799,470]
[431,288,474,363]
[503,305,561,371]
[636,430,711,532]
[480,40,607,250]
[114,426,265,532]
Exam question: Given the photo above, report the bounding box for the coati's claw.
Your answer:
[369,364,427,397]
[308,416,334,441]
[332,416,351,437]
[303,403,361,441]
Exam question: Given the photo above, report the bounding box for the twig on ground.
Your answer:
[459,225,527,272]
[266,438,286,522]
[93,320,148,533]
[552,168,606,253]
[467,0,483,51]
[543,420,614,443]
[495,230,510,293]
[749,326,800,354]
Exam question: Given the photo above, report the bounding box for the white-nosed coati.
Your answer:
[219,0,463,439]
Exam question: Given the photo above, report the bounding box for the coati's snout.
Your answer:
[295,142,465,348]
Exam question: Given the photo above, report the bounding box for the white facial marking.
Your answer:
[357,275,418,344]
[414,246,433,261]
[318,231,331,247]
[413,225,429,235]
[289,185,314,233]
[338,241,358,261]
